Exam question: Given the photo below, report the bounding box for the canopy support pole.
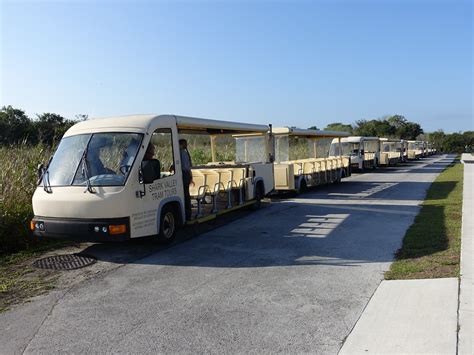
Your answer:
[210,135,217,162]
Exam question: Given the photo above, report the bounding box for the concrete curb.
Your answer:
[458,154,473,354]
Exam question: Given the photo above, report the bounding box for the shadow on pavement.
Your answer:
[78,203,432,269]
[78,155,457,269]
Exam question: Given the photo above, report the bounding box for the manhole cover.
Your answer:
[32,254,97,270]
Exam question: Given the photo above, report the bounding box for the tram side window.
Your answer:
[150,128,175,176]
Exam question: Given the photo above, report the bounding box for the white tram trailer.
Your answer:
[31,114,274,243]
[407,140,423,160]
[270,127,350,193]
[330,136,380,171]
[400,140,409,162]
[379,138,402,166]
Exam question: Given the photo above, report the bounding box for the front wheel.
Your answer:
[158,206,178,244]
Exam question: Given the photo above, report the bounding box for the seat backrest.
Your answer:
[230,168,246,187]
[215,169,232,190]
[201,170,220,191]
[292,162,303,175]
[303,162,315,174]
[190,170,207,196]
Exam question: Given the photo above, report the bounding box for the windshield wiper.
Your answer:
[43,170,52,193]
[81,151,95,194]
[38,157,53,193]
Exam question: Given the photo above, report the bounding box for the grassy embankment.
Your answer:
[385,159,464,279]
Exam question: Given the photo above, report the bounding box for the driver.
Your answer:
[120,139,141,174]
[143,142,155,160]
[87,137,114,176]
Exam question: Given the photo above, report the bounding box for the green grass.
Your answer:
[0,144,73,258]
[0,144,54,255]
[385,161,464,279]
[0,138,236,256]
[0,144,79,311]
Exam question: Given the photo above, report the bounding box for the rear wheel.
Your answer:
[297,179,307,194]
[158,206,178,244]
[252,182,264,210]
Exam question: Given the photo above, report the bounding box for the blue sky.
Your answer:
[1,0,472,133]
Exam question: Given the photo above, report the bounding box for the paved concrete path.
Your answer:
[0,155,453,354]
[340,154,466,355]
[339,278,459,354]
[459,153,473,354]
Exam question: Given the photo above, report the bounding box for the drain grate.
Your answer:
[32,254,97,270]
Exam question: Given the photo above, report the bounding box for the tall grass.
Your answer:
[0,144,52,255]
[0,137,237,256]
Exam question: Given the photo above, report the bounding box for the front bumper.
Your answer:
[31,216,131,242]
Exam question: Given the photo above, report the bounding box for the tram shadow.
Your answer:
[80,165,458,269]
[80,197,450,270]
[303,179,457,201]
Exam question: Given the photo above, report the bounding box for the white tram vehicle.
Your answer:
[31,114,274,243]
[379,138,402,166]
[330,136,380,171]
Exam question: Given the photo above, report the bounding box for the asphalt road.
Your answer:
[1,155,455,354]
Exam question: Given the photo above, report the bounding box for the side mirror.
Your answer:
[360,149,365,156]
[141,159,161,184]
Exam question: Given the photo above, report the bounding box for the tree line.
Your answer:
[1,106,472,153]
[321,114,472,154]
[0,105,84,146]
[323,115,423,138]
[423,130,474,154]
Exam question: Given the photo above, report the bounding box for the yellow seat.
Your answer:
[303,161,315,174]
[190,170,207,198]
[229,168,246,204]
[190,169,209,218]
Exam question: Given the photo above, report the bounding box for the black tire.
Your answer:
[158,205,178,244]
[298,179,307,194]
[252,182,264,210]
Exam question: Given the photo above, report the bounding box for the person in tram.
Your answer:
[143,142,155,160]
[141,142,162,180]
[87,137,114,177]
[179,139,194,221]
